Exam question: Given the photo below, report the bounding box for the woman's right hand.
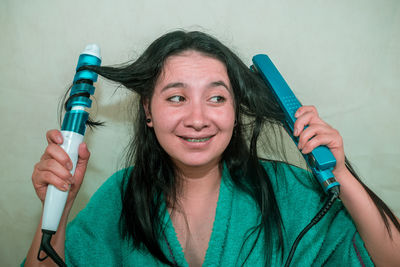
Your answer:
[32,129,90,206]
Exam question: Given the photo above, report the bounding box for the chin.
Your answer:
[174,156,221,170]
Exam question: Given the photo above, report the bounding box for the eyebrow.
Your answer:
[161,82,186,93]
[161,80,230,93]
[210,80,229,90]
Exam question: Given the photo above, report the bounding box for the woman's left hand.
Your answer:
[293,105,347,176]
[294,106,400,266]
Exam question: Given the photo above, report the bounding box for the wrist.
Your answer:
[332,167,367,205]
[332,166,352,184]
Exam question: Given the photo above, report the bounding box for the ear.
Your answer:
[142,98,153,127]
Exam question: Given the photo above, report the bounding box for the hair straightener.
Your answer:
[251,54,341,267]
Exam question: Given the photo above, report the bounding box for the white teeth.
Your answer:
[185,137,211,142]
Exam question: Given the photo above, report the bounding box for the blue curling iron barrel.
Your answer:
[40,45,101,262]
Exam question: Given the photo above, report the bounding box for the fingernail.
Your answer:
[294,128,299,136]
[66,162,73,170]
[63,184,69,191]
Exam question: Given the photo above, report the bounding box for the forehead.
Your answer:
[158,51,230,84]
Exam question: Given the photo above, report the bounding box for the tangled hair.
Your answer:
[80,30,400,266]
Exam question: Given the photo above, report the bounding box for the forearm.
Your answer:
[25,203,72,267]
[335,168,400,266]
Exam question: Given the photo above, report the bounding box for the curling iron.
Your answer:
[37,44,101,266]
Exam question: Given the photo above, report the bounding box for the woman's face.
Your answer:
[145,50,235,173]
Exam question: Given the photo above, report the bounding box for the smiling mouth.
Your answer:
[179,136,213,142]
[185,137,211,142]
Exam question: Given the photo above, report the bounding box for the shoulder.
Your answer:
[258,160,327,224]
[259,159,321,196]
[65,168,133,265]
[88,167,132,207]
[258,160,373,265]
[67,167,133,231]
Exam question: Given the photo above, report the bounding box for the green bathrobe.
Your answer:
[61,161,373,266]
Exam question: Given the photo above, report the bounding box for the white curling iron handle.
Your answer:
[41,130,83,232]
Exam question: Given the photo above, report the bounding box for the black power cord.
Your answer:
[284,186,340,267]
[37,230,67,267]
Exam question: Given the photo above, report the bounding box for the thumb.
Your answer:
[73,142,90,184]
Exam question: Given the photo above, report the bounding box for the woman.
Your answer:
[25,31,400,266]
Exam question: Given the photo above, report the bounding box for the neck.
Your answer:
[175,161,222,200]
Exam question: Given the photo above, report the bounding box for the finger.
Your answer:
[294,110,324,136]
[78,142,90,161]
[33,169,70,192]
[300,133,342,154]
[294,105,318,118]
[46,129,63,145]
[72,143,90,184]
[40,143,73,171]
[36,158,73,183]
[297,124,332,150]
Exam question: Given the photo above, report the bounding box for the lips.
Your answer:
[185,137,211,142]
[178,135,215,143]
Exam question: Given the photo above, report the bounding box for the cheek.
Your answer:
[216,106,236,130]
[153,120,173,135]
[151,111,180,141]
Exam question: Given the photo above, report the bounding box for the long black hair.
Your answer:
[80,30,400,266]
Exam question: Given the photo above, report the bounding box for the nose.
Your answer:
[183,101,210,131]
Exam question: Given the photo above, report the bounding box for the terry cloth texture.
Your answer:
[59,161,373,266]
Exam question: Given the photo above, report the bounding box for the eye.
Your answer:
[209,96,226,103]
[167,95,186,103]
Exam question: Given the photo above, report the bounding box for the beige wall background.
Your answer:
[1,0,399,265]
